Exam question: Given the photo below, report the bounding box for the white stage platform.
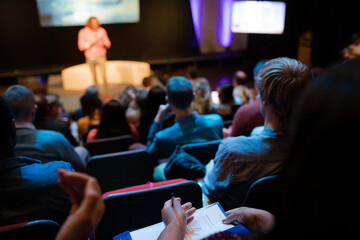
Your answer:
[61,60,151,91]
[47,60,151,113]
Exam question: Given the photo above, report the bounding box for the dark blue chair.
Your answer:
[181,139,222,165]
[242,175,280,215]
[96,180,203,240]
[86,149,154,193]
[84,134,134,156]
[0,219,60,240]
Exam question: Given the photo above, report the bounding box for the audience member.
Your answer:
[138,86,166,144]
[142,76,154,90]
[232,70,250,105]
[229,60,267,137]
[0,95,72,226]
[74,85,100,121]
[77,92,102,142]
[191,77,213,115]
[186,65,200,83]
[34,93,79,146]
[142,75,165,91]
[200,59,360,240]
[215,83,237,119]
[342,32,360,59]
[263,58,360,240]
[54,60,360,240]
[125,88,148,127]
[86,99,139,142]
[4,85,87,172]
[202,57,314,210]
[118,85,137,110]
[147,76,223,161]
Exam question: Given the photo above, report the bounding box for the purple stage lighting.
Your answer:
[190,0,203,44]
[217,0,233,48]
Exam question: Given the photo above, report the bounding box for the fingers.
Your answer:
[163,197,181,208]
[223,208,244,224]
[57,168,103,216]
[181,202,192,211]
[57,169,90,190]
[186,207,196,225]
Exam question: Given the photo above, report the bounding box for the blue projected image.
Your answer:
[36,0,140,27]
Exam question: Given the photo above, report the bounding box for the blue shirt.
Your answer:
[0,156,73,226]
[203,128,288,210]
[147,111,223,159]
[15,123,85,172]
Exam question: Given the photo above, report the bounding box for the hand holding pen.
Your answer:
[159,197,196,240]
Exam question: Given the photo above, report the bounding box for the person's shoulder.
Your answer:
[199,113,223,126]
[43,160,73,170]
[155,123,180,139]
[78,27,88,33]
[200,113,222,121]
[219,135,255,152]
[99,27,107,33]
[38,129,66,139]
[20,160,73,184]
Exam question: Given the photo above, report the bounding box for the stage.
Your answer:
[47,74,134,113]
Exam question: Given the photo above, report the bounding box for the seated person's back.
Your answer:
[147,76,223,160]
[34,93,79,146]
[4,85,86,172]
[203,57,314,210]
[86,99,139,142]
[0,95,72,226]
[0,157,72,226]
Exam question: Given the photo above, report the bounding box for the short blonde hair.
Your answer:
[257,57,313,128]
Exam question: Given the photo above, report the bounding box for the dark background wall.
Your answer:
[0,0,359,74]
[0,0,198,73]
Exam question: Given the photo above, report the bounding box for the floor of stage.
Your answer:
[0,54,250,114]
[47,74,137,113]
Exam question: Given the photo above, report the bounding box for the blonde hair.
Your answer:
[257,57,313,127]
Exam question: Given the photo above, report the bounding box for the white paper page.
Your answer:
[130,203,232,240]
[130,222,165,240]
[184,203,232,240]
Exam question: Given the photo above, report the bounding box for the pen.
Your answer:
[171,192,175,207]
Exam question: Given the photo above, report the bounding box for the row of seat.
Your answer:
[86,139,223,193]
[1,136,279,239]
[0,175,278,240]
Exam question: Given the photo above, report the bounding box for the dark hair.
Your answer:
[218,83,234,104]
[232,70,248,85]
[0,95,15,149]
[95,100,131,139]
[34,94,48,122]
[166,76,194,110]
[187,66,198,79]
[272,59,360,239]
[142,76,153,87]
[4,85,35,121]
[138,86,166,143]
[118,85,137,110]
[80,93,102,117]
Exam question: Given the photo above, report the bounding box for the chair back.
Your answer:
[85,134,134,156]
[0,220,59,240]
[96,180,203,240]
[242,175,279,215]
[181,139,222,165]
[86,149,154,193]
